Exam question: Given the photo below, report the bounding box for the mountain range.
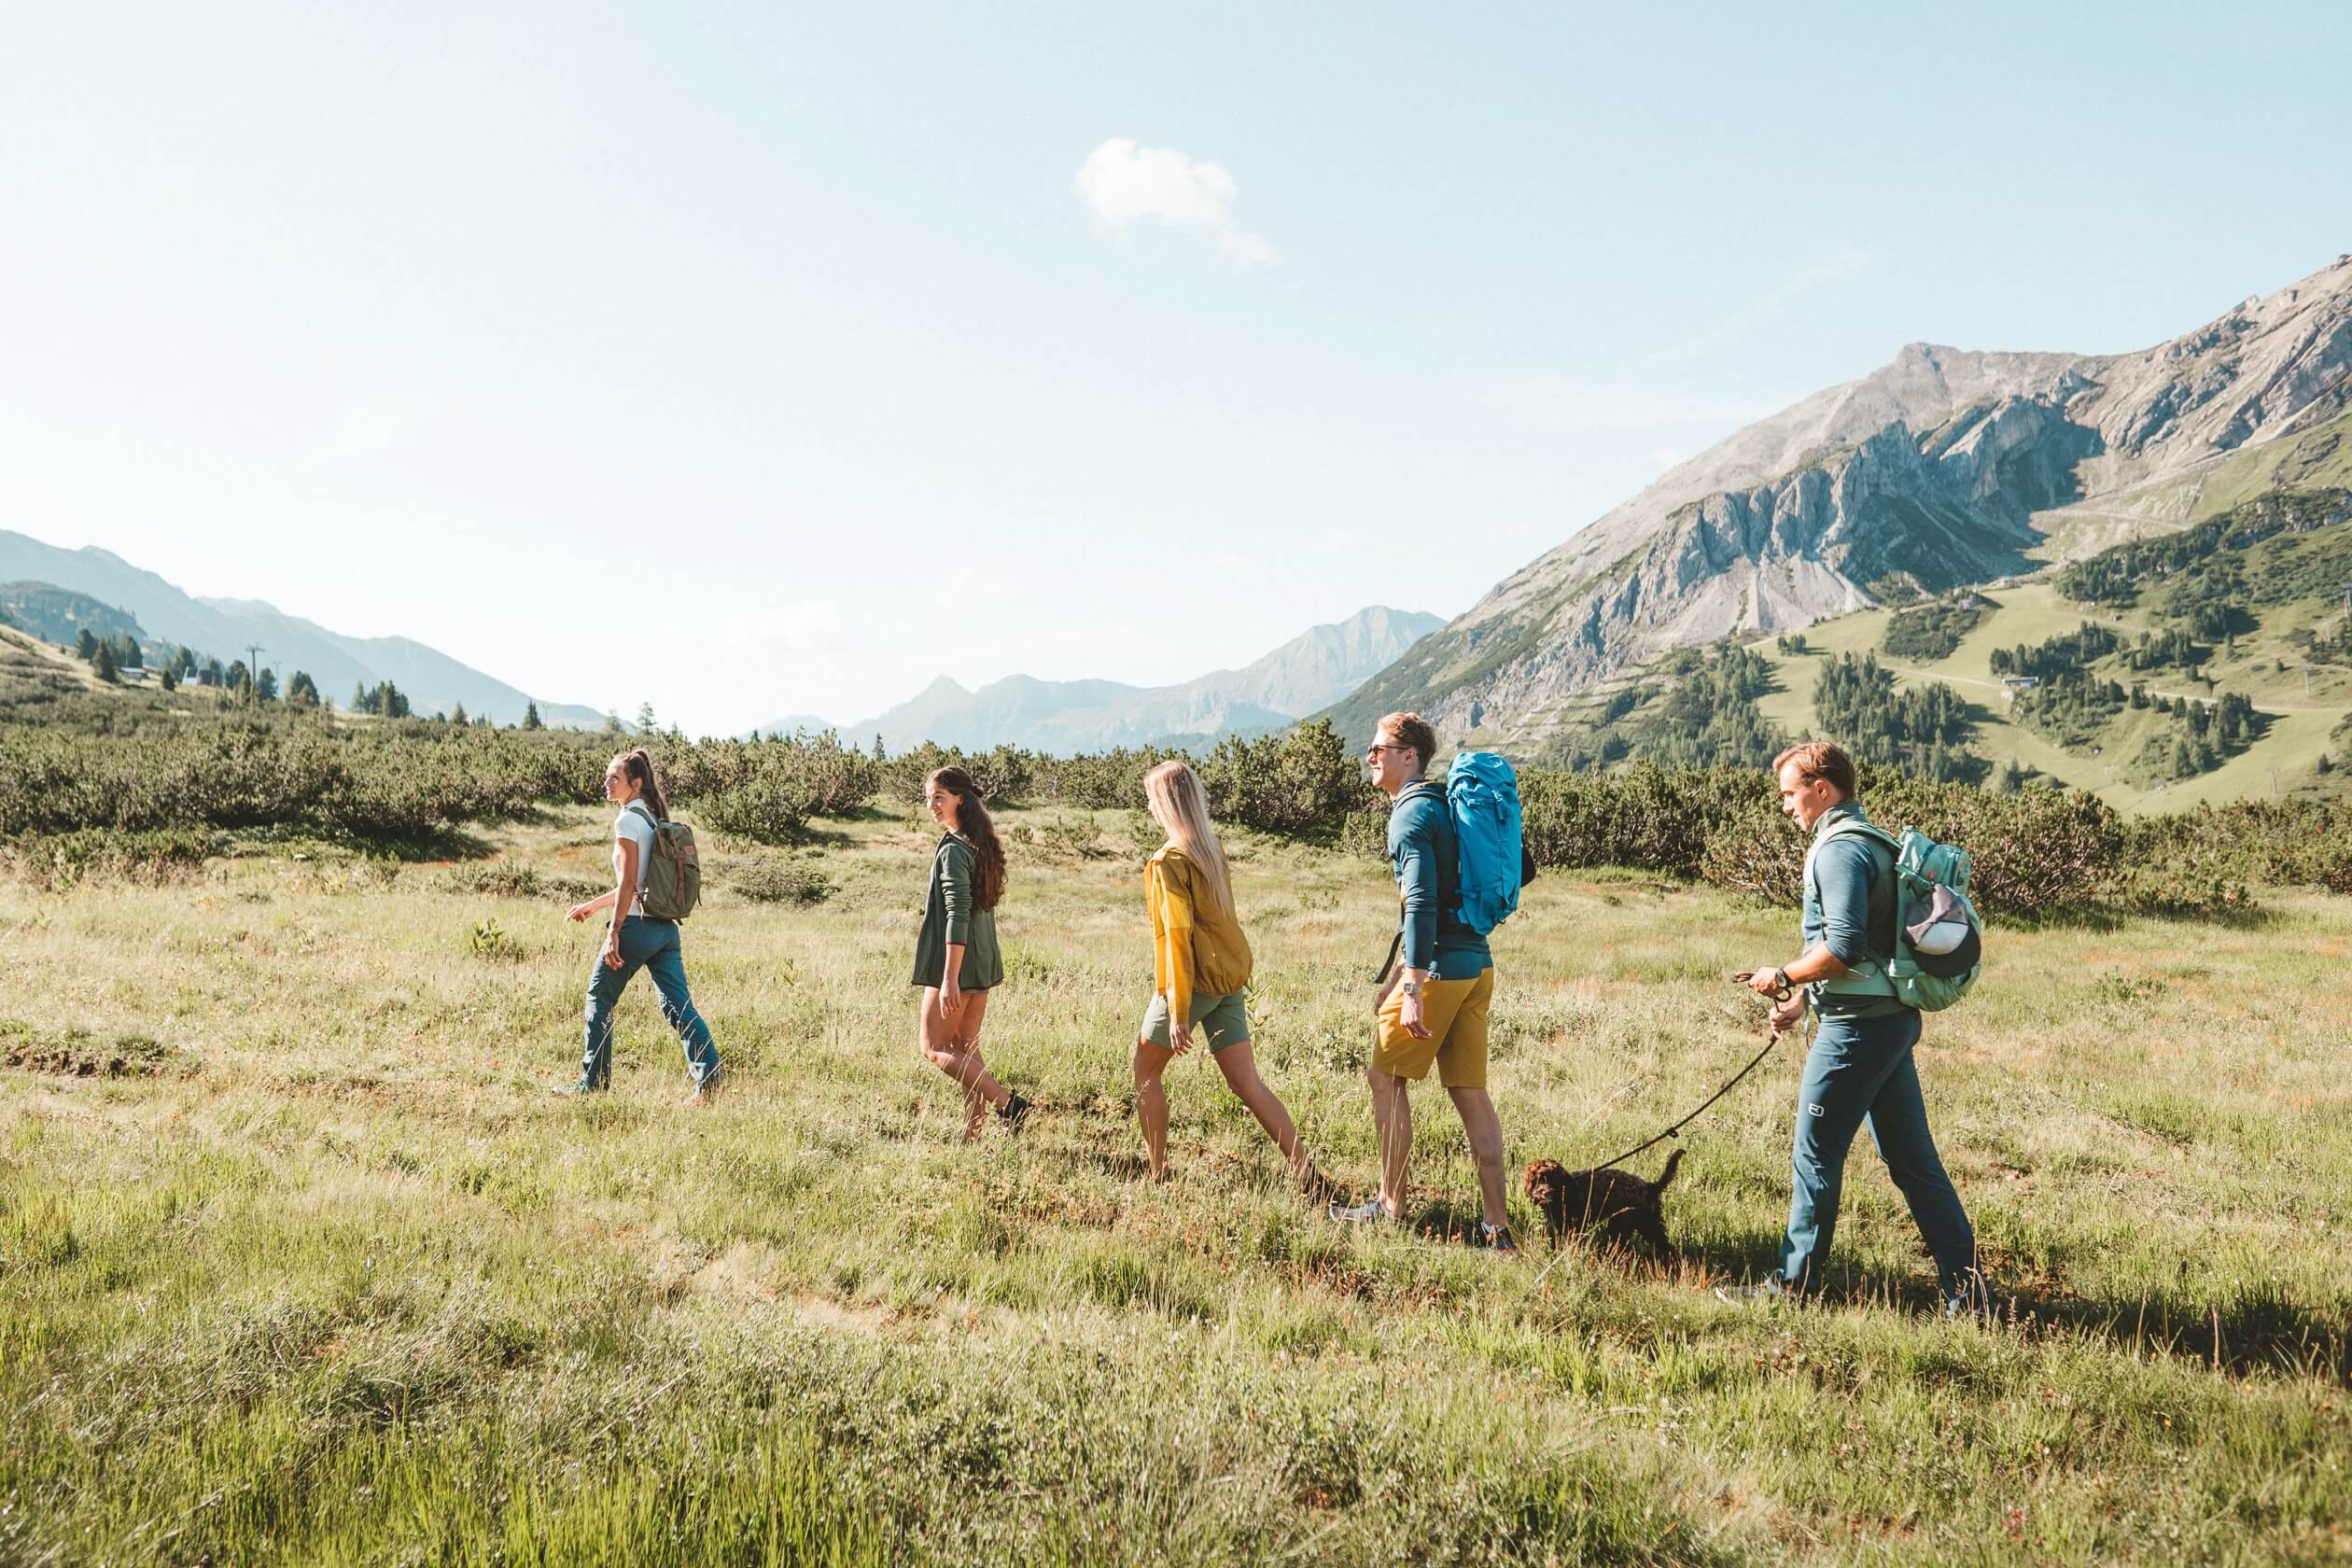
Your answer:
[1328,251,2352,746]
[779,606,1446,751]
[0,531,606,727]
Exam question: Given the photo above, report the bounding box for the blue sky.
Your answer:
[4,2,2347,733]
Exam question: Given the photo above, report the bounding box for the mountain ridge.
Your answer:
[0,530,606,726]
[829,606,1446,752]
[1327,251,2352,747]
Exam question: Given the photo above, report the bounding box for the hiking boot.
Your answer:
[997,1090,1034,1133]
[1473,1221,1519,1254]
[1942,1267,1994,1324]
[683,1066,724,1107]
[1329,1197,1399,1226]
[1715,1278,1794,1307]
[553,1078,608,1097]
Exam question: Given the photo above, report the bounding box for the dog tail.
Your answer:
[1653,1147,1685,1192]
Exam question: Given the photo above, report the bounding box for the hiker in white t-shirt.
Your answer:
[558,749,723,1104]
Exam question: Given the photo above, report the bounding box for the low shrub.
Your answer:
[733,854,833,904]
[6,827,217,890]
[1697,777,2127,918]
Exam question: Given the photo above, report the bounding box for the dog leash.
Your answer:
[1588,972,1801,1171]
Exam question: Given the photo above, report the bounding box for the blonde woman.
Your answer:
[1134,761,1328,1197]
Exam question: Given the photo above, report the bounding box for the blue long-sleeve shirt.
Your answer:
[1388,781,1491,980]
[1802,802,1903,1018]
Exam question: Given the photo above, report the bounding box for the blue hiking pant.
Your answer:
[581,917,721,1087]
[1778,1008,1975,1295]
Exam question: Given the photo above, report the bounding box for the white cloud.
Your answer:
[1072,138,1278,266]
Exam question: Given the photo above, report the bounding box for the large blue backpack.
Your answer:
[1445,751,1526,936]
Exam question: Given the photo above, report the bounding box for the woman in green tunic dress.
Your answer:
[913,765,1032,1139]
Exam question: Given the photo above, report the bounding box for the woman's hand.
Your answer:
[602,935,624,971]
[567,901,597,923]
[1169,1021,1194,1057]
[939,977,962,1016]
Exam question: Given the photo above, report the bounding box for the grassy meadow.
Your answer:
[2,803,2348,1564]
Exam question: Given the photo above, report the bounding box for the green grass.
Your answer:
[2,806,2347,1563]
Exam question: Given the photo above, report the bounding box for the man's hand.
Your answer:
[1747,967,1786,998]
[1769,995,1804,1035]
[1398,991,1432,1041]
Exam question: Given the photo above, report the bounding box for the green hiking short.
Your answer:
[1139,989,1251,1053]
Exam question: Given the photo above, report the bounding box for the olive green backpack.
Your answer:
[625,802,702,920]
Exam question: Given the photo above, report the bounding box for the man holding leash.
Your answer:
[1330,711,1516,1252]
[1719,741,1984,1317]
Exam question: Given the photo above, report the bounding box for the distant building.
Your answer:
[1999,676,2039,699]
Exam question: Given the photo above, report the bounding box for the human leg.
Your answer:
[1211,1043,1316,1185]
[1863,1032,1978,1293]
[1133,1037,1176,1178]
[637,922,721,1089]
[917,987,1009,1139]
[1432,971,1505,1230]
[1776,1015,1905,1292]
[1445,1086,1510,1231]
[576,926,646,1088]
[1365,1066,1412,1217]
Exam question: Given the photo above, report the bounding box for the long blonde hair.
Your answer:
[1142,761,1233,919]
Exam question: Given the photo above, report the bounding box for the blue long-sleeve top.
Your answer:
[1801,801,1903,1018]
[1388,781,1491,980]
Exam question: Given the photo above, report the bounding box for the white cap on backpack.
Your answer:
[1905,883,1972,956]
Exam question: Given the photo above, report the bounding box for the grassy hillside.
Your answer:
[1748,577,2352,814]
[2,804,2346,1563]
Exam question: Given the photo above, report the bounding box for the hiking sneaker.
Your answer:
[683,1066,724,1107]
[1715,1278,1794,1307]
[1329,1197,1398,1225]
[1942,1267,1994,1324]
[553,1078,608,1097]
[1474,1221,1519,1254]
[997,1090,1034,1133]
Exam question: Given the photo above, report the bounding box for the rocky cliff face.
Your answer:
[1331,253,2352,745]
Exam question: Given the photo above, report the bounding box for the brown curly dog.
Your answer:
[1522,1148,1683,1253]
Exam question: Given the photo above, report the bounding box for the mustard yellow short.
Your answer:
[1372,968,1495,1089]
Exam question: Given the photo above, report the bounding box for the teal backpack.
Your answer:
[1808,820,1982,1013]
[1444,751,1526,936]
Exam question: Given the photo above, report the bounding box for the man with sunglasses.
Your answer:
[1331,711,1515,1252]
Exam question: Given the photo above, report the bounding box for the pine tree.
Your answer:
[116,634,143,669]
[176,646,197,675]
[77,627,99,660]
[637,702,657,735]
[449,702,468,726]
[255,667,279,703]
[92,640,119,682]
[225,659,249,693]
[604,712,624,735]
[353,681,373,713]
[287,671,318,707]
[160,663,179,693]
[523,700,542,731]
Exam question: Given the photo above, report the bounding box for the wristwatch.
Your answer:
[1399,980,1422,998]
